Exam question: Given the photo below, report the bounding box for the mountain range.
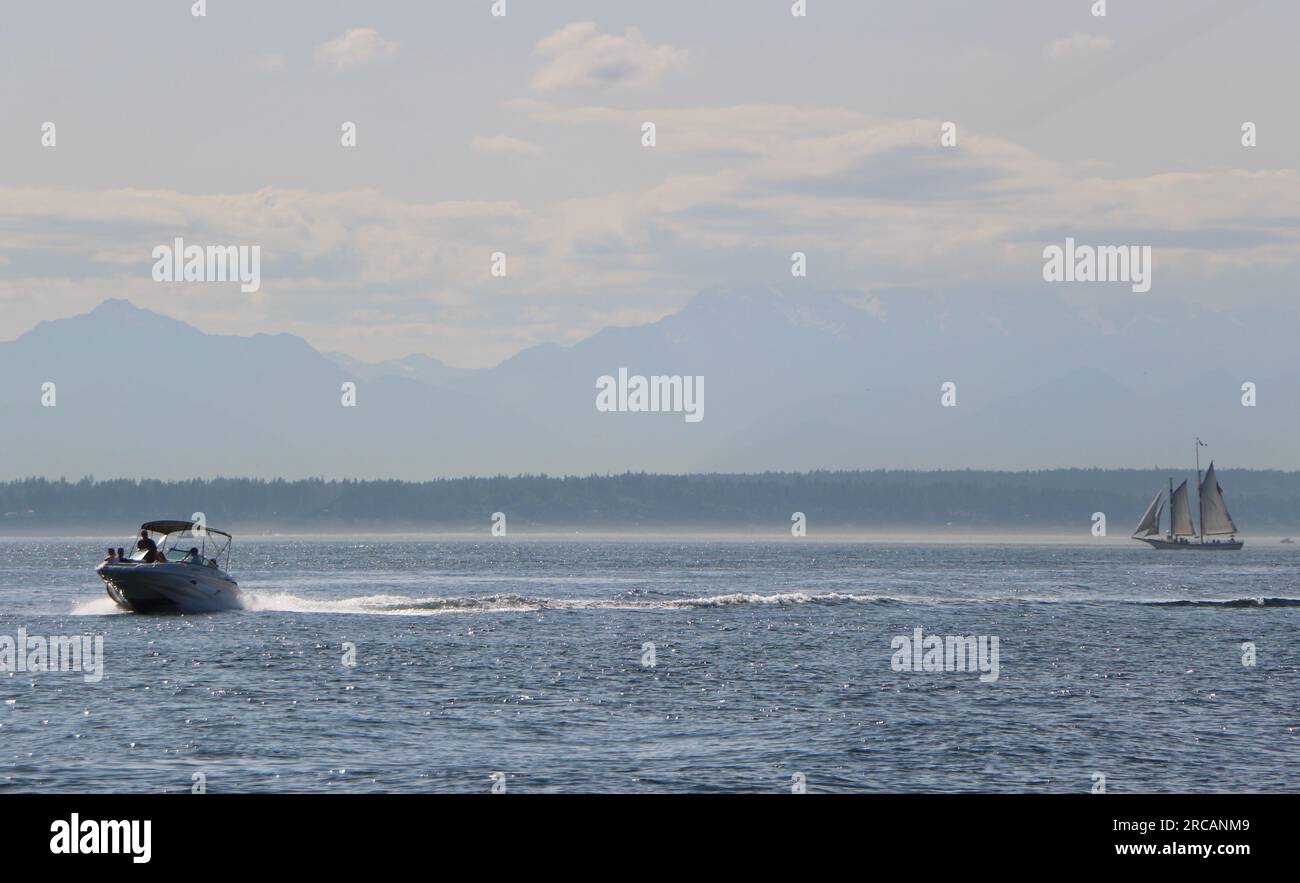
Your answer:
[0,290,1296,479]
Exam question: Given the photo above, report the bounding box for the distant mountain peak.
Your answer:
[88,297,147,316]
[670,285,881,344]
[322,348,472,386]
[15,298,203,345]
[683,285,784,313]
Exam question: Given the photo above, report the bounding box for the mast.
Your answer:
[1168,476,1173,539]
[1195,438,1206,543]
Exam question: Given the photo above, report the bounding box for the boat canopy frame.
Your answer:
[136,520,233,569]
[140,520,232,539]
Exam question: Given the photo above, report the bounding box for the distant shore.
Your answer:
[4,469,1299,534]
[5,530,1299,546]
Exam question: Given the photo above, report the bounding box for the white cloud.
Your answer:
[315,27,401,71]
[531,21,687,91]
[1045,32,1113,61]
[470,134,543,156]
[5,106,1299,364]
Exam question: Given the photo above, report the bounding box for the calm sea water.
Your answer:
[0,538,1296,793]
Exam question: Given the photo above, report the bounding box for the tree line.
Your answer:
[2,470,1299,533]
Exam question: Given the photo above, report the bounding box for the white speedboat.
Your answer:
[96,520,241,612]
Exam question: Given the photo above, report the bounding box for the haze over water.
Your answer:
[1,537,1295,793]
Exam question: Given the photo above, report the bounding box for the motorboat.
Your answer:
[96,520,241,612]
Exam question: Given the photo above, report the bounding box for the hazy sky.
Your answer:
[1,0,1297,366]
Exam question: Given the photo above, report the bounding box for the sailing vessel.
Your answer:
[1132,441,1243,550]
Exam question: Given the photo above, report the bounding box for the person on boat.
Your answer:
[137,530,159,563]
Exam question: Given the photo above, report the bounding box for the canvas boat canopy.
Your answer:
[140,520,232,539]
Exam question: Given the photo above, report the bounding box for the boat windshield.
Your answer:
[128,527,233,569]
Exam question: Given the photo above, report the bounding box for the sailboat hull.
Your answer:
[1136,537,1243,551]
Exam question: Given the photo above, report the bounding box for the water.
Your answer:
[1,537,1296,793]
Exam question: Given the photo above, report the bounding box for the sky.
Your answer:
[1,0,1298,368]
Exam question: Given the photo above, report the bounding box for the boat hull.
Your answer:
[1136,537,1243,551]
[96,561,242,612]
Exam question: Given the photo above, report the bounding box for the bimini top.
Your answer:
[140,520,233,539]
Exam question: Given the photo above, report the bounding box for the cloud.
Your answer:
[470,134,543,156]
[5,106,1300,365]
[1044,32,1113,61]
[531,22,687,91]
[315,27,401,71]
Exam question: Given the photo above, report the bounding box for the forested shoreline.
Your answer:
[2,470,1299,533]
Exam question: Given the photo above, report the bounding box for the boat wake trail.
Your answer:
[237,590,893,615]
[69,588,1300,616]
[234,590,1300,615]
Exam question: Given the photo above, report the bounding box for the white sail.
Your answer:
[1133,492,1163,537]
[1199,462,1239,535]
[1170,481,1195,536]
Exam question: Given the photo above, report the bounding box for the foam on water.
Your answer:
[224,590,1300,616]
[68,586,1300,617]
[71,597,126,615]
[235,589,876,615]
[230,589,909,615]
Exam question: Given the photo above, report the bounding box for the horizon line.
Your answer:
[2,466,1296,485]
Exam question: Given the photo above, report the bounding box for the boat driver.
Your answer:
[136,530,159,563]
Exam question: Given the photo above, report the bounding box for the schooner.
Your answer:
[1132,440,1243,550]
